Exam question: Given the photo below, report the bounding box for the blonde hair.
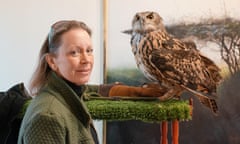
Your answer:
[29,20,92,96]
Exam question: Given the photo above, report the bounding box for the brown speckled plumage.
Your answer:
[123,11,222,114]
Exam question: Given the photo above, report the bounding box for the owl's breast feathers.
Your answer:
[131,30,222,95]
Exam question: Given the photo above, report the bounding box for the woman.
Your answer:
[17,20,165,144]
[18,20,99,144]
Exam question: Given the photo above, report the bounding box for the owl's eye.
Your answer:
[147,14,154,19]
[135,15,140,21]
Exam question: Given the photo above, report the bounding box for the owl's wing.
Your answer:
[199,54,222,85]
[150,47,217,94]
[149,38,221,114]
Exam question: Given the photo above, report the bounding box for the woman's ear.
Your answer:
[45,54,57,71]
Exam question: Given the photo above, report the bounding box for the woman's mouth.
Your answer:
[76,69,91,75]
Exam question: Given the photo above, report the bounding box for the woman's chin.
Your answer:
[74,77,90,85]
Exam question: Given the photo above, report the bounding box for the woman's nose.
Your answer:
[80,52,90,63]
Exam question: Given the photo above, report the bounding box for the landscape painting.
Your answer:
[104,0,240,144]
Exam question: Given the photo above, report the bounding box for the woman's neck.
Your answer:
[63,79,83,96]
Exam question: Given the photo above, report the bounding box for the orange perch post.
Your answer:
[161,121,168,144]
[171,119,179,144]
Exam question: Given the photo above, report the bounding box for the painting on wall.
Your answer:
[103,0,240,143]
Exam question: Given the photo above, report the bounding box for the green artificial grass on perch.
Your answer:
[86,99,192,123]
[20,97,192,123]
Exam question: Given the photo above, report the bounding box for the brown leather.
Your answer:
[109,84,167,97]
[98,82,124,97]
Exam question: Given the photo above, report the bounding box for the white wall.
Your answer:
[0,0,103,143]
[0,0,103,90]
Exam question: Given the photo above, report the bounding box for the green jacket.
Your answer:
[18,72,99,144]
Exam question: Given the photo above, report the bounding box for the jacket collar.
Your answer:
[46,71,91,127]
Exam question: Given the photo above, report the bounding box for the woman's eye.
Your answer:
[70,50,80,56]
[86,48,93,54]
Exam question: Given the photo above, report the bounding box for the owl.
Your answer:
[123,11,222,114]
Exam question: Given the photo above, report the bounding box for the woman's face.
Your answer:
[48,28,94,85]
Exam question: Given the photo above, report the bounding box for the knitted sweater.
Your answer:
[18,71,99,144]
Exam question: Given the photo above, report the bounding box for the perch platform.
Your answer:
[85,98,193,144]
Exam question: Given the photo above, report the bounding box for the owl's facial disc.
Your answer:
[132,20,158,34]
[132,11,163,33]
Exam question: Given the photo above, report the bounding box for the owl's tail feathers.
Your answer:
[180,85,218,115]
[197,95,218,114]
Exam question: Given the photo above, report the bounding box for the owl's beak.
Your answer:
[122,29,133,35]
